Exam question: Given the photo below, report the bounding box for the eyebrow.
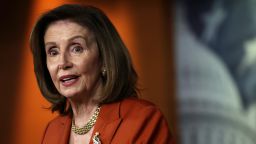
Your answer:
[44,35,87,47]
[68,35,87,42]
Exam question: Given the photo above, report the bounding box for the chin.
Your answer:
[60,90,81,98]
[58,85,82,97]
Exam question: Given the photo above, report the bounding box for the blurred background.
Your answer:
[0,0,176,143]
[3,0,256,144]
[176,0,256,143]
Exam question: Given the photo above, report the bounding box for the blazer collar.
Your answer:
[57,101,122,144]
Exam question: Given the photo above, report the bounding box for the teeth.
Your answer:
[63,78,72,81]
[61,77,77,82]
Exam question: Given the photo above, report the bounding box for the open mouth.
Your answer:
[59,75,80,87]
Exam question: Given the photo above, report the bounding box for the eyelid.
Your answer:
[71,41,86,48]
[45,44,57,52]
[47,47,59,56]
[71,44,84,52]
[47,46,58,52]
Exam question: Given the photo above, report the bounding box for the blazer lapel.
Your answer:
[51,101,122,144]
[90,101,122,143]
[58,114,72,144]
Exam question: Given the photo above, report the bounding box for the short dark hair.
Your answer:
[30,4,138,115]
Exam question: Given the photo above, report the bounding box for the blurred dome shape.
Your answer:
[176,8,241,111]
[175,5,256,144]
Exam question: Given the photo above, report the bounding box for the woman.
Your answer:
[30,4,173,144]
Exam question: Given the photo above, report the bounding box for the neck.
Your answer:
[70,100,98,126]
[68,79,102,126]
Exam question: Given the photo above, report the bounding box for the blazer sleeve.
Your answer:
[137,106,174,144]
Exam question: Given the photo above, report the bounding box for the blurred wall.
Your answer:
[0,0,176,143]
[0,1,32,144]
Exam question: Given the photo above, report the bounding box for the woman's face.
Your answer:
[44,20,102,98]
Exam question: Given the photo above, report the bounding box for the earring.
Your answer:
[102,69,106,77]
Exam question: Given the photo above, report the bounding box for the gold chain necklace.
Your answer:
[71,106,101,135]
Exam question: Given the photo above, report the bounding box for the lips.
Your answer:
[59,75,80,87]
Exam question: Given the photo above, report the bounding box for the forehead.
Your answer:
[44,20,93,42]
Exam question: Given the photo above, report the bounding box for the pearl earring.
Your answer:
[102,69,106,77]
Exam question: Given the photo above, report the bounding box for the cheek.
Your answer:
[46,61,57,81]
[80,57,101,73]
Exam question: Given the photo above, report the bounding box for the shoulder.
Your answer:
[119,97,162,117]
[113,97,173,143]
[119,97,167,124]
[41,115,71,143]
[120,97,155,107]
[121,97,156,108]
[46,114,70,128]
[42,115,68,133]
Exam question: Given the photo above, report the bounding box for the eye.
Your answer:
[71,44,84,53]
[47,47,59,56]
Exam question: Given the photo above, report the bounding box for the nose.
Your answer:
[58,52,73,70]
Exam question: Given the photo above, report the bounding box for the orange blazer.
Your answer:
[41,98,174,144]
